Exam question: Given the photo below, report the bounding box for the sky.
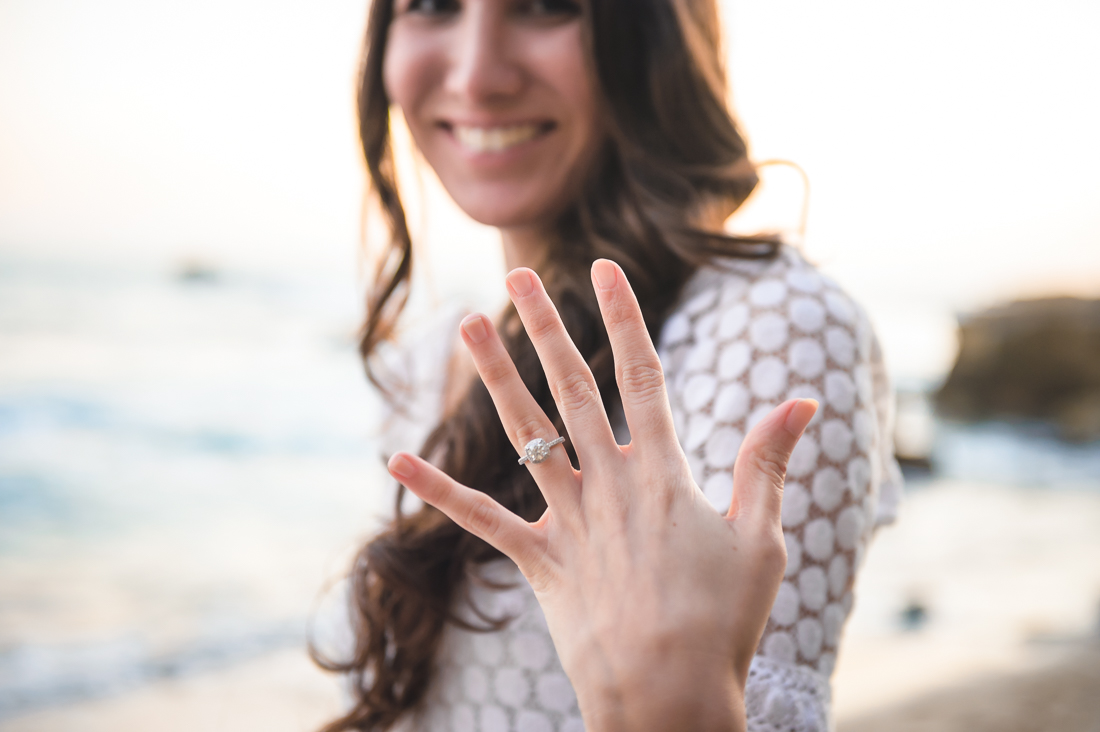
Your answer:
[1,0,1099,378]
[0,0,369,273]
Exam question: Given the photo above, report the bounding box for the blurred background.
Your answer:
[1,0,1098,730]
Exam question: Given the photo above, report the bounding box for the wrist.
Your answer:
[572,655,746,732]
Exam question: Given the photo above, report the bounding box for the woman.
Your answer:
[314,0,902,730]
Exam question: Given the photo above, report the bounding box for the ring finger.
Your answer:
[505,268,619,469]
[459,313,580,509]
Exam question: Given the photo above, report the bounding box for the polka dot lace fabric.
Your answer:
[660,246,902,689]
[366,246,902,731]
[404,561,585,732]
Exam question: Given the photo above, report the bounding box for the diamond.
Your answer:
[525,438,551,463]
[518,436,565,465]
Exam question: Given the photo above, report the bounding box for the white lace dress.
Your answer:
[356,245,903,732]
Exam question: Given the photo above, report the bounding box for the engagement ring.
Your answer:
[518,436,566,465]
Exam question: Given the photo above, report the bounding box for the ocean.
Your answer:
[1,257,1098,723]
[0,257,387,719]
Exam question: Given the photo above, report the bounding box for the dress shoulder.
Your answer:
[655,245,903,729]
[657,245,902,527]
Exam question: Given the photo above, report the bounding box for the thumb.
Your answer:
[727,398,818,522]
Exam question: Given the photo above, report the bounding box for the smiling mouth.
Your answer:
[444,122,555,154]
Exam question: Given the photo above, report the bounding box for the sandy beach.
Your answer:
[841,643,1100,732]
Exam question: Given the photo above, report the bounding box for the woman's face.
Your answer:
[383,0,604,231]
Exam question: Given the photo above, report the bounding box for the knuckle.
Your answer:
[747,444,790,487]
[513,415,548,448]
[602,292,637,327]
[462,493,500,538]
[554,372,599,414]
[524,308,559,343]
[478,357,513,388]
[618,358,666,403]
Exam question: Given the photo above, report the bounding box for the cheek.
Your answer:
[547,35,598,125]
[381,26,436,118]
[531,28,601,143]
[536,32,605,192]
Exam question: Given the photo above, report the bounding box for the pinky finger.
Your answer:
[388,452,541,569]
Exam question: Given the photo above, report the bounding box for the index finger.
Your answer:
[590,259,678,453]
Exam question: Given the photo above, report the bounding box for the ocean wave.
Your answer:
[0,622,305,720]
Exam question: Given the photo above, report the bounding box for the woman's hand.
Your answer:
[386,260,817,732]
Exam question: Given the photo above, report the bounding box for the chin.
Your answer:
[451,189,563,231]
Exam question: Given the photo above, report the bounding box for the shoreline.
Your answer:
[0,648,342,732]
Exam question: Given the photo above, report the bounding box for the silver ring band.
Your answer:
[518,436,566,465]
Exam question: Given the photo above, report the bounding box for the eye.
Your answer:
[517,0,582,18]
[403,0,460,15]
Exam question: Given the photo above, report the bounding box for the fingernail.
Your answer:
[784,399,818,436]
[506,269,534,297]
[461,314,488,344]
[388,453,416,479]
[592,259,617,291]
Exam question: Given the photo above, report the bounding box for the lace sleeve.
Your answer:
[657,246,902,732]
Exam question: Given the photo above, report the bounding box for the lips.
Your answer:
[443,122,555,154]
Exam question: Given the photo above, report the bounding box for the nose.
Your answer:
[443,3,523,102]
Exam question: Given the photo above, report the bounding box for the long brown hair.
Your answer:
[313,0,778,728]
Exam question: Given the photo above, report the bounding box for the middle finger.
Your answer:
[505,268,619,468]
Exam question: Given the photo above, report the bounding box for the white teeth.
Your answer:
[453,124,542,153]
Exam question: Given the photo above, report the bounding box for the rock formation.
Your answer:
[935,297,1100,442]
